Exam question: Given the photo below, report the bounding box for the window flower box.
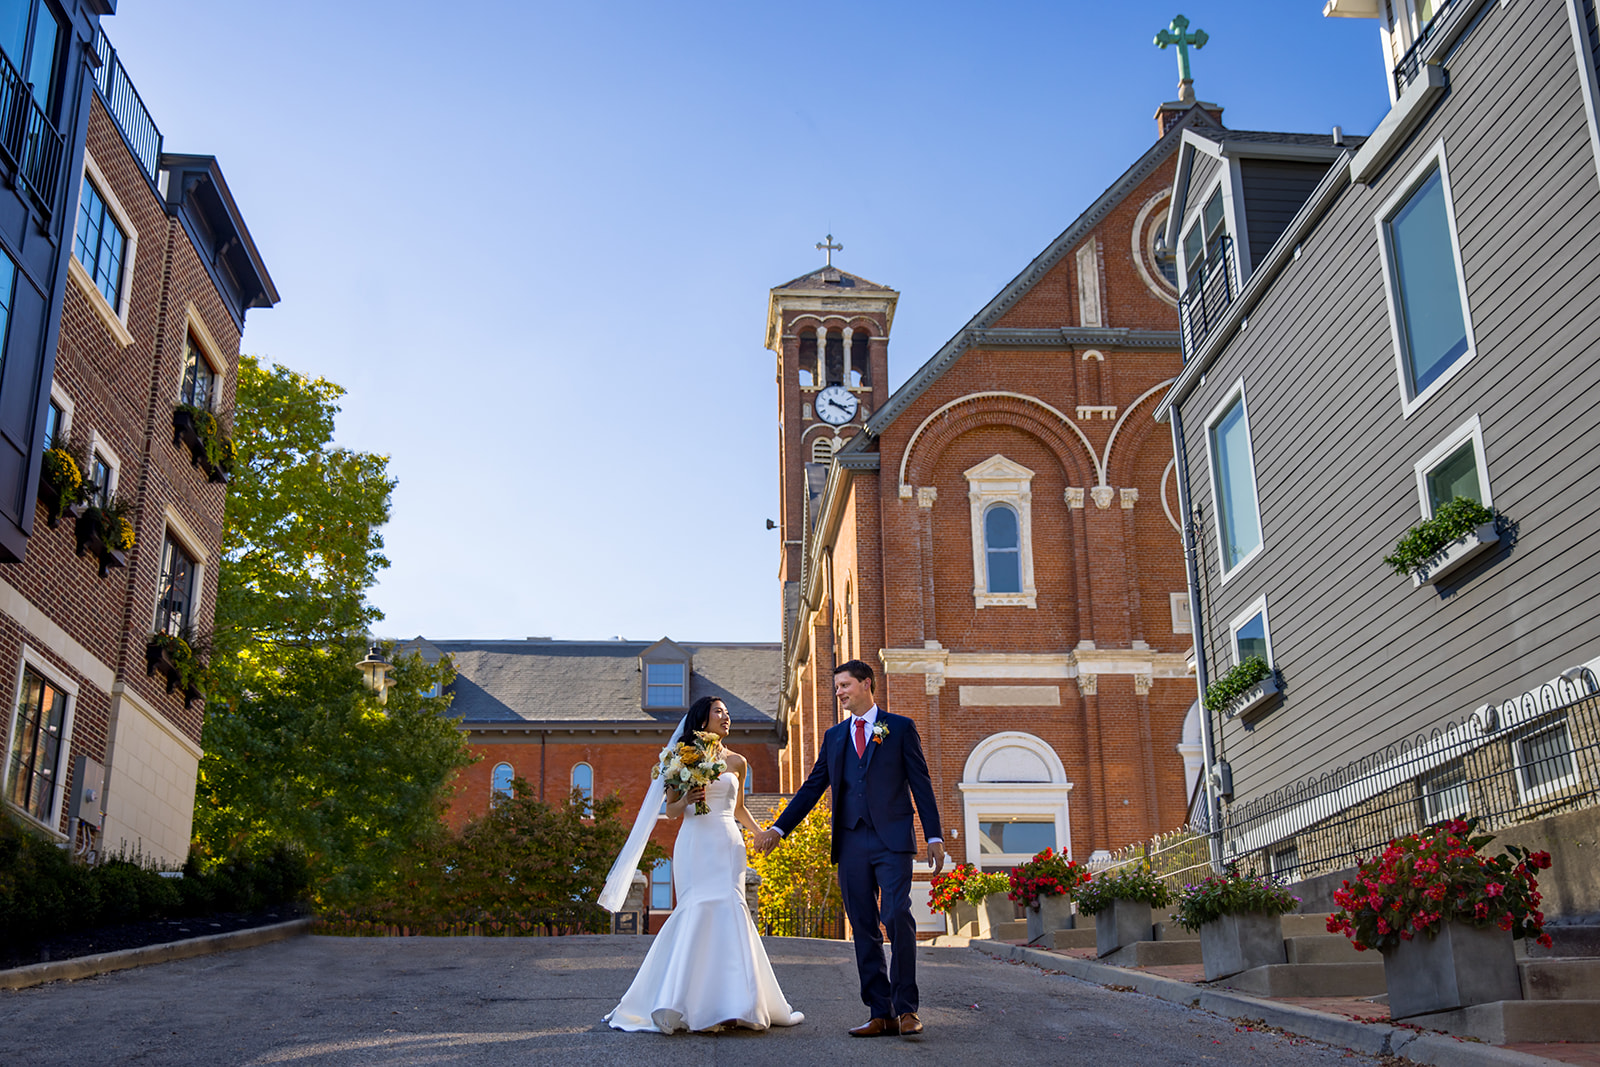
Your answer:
[74,505,132,578]
[1224,674,1280,720]
[1410,522,1500,587]
[1199,912,1287,980]
[172,405,235,484]
[1382,919,1521,1019]
[147,632,207,708]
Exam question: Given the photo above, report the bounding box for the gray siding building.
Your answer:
[1157,0,1600,883]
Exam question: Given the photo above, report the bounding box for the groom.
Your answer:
[754,660,943,1038]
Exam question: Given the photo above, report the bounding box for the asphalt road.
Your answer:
[0,935,1383,1066]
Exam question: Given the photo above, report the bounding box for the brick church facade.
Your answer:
[769,104,1230,925]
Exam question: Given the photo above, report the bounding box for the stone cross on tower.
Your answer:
[1155,14,1208,104]
[816,234,843,267]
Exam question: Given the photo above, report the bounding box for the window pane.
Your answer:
[986,548,1020,594]
[1203,187,1225,238]
[1235,611,1268,665]
[651,859,673,909]
[1183,224,1204,277]
[157,536,196,636]
[1426,442,1480,511]
[1423,765,1470,821]
[0,0,27,75]
[42,400,59,449]
[25,3,59,112]
[645,685,683,707]
[491,763,513,799]
[7,667,66,822]
[1520,724,1576,793]
[984,506,1018,549]
[571,763,592,802]
[1210,396,1262,570]
[976,818,1055,856]
[645,662,684,685]
[1389,169,1469,395]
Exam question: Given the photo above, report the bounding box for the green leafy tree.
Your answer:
[745,805,840,925]
[193,357,472,905]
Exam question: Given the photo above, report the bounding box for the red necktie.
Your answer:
[854,717,866,758]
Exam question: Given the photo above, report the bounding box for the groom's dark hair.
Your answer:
[834,659,875,689]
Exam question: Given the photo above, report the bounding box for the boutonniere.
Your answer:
[871,722,890,745]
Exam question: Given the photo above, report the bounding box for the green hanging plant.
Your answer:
[1203,656,1273,714]
[1383,497,1501,577]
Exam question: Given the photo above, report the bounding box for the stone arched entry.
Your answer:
[958,731,1075,867]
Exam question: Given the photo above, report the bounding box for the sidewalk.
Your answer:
[967,938,1600,1066]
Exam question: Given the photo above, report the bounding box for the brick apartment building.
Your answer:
[767,99,1239,929]
[402,636,783,931]
[1,23,276,864]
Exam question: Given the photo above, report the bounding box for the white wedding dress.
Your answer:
[606,771,804,1033]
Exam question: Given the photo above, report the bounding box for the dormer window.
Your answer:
[1182,186,1227,287]
[640,639,691,709]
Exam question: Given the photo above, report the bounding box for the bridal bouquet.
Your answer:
[653,730,727,815]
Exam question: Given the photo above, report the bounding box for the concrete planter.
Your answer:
[975,894,1013,939]
[1026,893,1075,943]
[944,901,978,937]
[1198,912,1287,980]
[1412,522,1500,586]
[1095,899,1154,957]
[1382,920,1522,1019]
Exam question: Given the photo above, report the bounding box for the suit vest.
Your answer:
[840,725,874,830]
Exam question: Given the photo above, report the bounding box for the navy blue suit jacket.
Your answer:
[774,710,942,864]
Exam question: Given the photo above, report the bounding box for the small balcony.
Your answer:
[1177,234,1239,363]
[0,47,64,214]
[1392,0,1460,97]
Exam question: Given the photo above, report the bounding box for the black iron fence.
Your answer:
[1176,235,1238,363]
[1222,669,1600,882]
[0,45,62,212]
[760,901,844,940]
[91,29,162,184]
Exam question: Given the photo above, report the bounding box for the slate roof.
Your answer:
[396,638,781,726]
[773,267,896,293]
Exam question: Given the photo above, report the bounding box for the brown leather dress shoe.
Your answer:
[848,1017,900,1037]
[897,1012,924,1036]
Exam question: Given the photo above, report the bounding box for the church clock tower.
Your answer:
[764,241,897,638]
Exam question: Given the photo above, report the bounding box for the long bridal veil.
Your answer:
[598,714,685,913]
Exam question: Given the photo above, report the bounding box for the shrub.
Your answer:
[928,863,978,912]
[1008,847,1090,908]
[1076,862,1172,915]
[961,870,1011,906]
[1328,818,1551,952]
[1171,867,1299,931]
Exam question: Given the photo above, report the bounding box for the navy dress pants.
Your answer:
[837,823,917,1018]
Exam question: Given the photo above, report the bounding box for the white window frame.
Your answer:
[958,732,1074,867]
[965,454,1038,609]
[1513,719,1582,803]
[68,150,137,347]
[1412,414,1492,518]
[3,645,80,837]
[1203,380,1265,583]
[46,381,74,443]
[650,857,674,911]
[149,508,208,636]
[642,661,687,709]
[178,305,228,412]
[1170,592,1193,634]
[1375,140,1477,418]
[1228,595,1274,669]
[1420,763,1471,822]
[85,430,121,507]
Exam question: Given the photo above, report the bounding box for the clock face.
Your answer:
[816,385,858,425]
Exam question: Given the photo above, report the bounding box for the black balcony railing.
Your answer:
[1176,234,1238,363]
[91,30,162,184]
[1393,0,1460,97]
[0,48,63,213]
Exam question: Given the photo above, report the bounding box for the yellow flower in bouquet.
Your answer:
[651,730,728,814]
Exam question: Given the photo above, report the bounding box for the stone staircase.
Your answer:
[1213,912,1386,997]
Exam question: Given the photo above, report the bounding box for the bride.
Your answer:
[600,695,805,1033]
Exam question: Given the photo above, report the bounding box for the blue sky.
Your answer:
[106,2,1391,643]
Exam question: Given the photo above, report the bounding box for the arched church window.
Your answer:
[985,504,1022,594]
[572,762,593,810]
[811,437,834,464]
[798,366,814,388]
[799,329,818,382]
[850,330,871,386]
[491,762,514,802]
[824,330,844,385]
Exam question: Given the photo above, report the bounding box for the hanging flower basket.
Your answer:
[74,504,134,578]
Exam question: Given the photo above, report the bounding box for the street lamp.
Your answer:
[358,644,391,702]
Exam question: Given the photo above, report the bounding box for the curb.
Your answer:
[966,939,1562,1067]
[0,917,316,991]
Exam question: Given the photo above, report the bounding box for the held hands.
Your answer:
[684,785,706,808]
[752,826,782,853]
[927,840,945,876]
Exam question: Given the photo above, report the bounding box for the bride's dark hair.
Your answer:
[676,696,722,747]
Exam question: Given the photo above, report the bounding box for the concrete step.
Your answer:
[1522,957,1600,1000]
[1284,934,1367,964]
[1152,921,1198,942]
[1411,999,1600,1044]
[1281,913,1336,939]
[990,920,1028,941]
[1213,961,1387,998]
[1527,924,1600,959]
[1046,926,1097,950]
[1099,938,1204,968]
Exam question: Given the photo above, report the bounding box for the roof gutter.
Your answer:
[1154,151,1354,424]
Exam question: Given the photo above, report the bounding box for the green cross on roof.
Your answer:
[1155,14,1208,85]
